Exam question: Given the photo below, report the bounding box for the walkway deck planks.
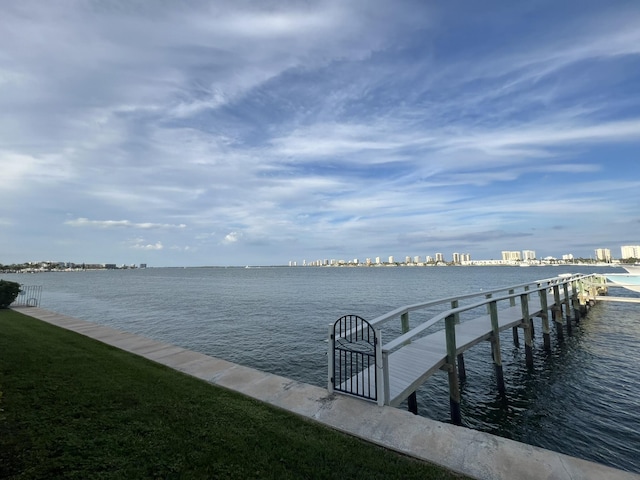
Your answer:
[383,295,551,406]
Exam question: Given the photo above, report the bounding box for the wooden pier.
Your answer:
[328,273,610,424]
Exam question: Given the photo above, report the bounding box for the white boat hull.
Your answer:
[606,273,640,293]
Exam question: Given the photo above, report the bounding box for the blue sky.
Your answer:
[1,0,639,266]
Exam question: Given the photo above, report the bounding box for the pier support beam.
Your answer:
[509,290,520,347]
[552,306,564,342]
[520,294,534,369]
[538,288,551,352]
[571,280,581,323]
[552,285,565,341]
[445,314,462,425]
[489,301,506,395]
[408,393,418,415]
[457,353,467,382]
[563,283,572,335]
[512,327,520,347]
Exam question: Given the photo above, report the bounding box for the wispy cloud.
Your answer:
[131,240,164,251]
[65,218,186,230]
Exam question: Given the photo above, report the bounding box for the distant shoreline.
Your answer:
[1,261,626,274]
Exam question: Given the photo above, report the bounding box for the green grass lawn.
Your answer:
[0,309,465,479]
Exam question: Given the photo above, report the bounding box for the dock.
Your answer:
[329,273,609,423]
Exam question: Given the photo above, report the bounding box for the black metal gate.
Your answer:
[11,285,42,307]
[331,315,377,401]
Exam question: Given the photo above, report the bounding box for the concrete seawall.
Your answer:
[16,307,640,480]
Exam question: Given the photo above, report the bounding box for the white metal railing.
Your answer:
[329,273,606,408]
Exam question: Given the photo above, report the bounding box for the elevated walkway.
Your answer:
[329,274,608,421]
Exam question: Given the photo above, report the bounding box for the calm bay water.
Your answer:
[4,265,640,474]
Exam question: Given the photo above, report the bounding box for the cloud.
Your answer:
[131,240,164,250]
[222,232,242,244]
[65,218,186,229]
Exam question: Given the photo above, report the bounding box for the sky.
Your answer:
[1,0,640,267]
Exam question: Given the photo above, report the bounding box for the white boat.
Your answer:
[606,268,640,293]
[623,265,640,275]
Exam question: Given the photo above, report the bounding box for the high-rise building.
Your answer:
[414,255,421,264]
[621,245,640,259]
[502,251,521,261]
[388,255,395,264]
[435,253,444,263]
[595,248,612,262]
[522,250,536,261]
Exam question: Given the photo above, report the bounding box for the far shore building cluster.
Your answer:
[0,261,147,273]
[290,245,640,267]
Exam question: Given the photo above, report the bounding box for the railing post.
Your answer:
[382,351,390,407]
[451,299,466,382]
[451,300,460,324]
[445,314,461,425]
[401,312,410,334]
[327,323,335,394]
[375,329,384,407]
[538,287,551,352]
[577,278,589,315]
[525,285,534,336]
[571,279,581,322]
[520,293,534,369]
[552,284,564,341]
[489,301,505,394]
[401,312,418,414]
[509,289,519,346]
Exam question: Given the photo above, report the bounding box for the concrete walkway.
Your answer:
[16,307,640,480]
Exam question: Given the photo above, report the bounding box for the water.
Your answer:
[4,265,640,474]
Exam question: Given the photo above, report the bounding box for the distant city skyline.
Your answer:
[1,2,639,267]
[291,244,640,267]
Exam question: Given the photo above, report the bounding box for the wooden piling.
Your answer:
[407,393,418,415]
[571,280,581,323]
[552,284,562,318]
[552,285,564,340]
[449,299,466,382]
[509,289,520,347]
[563,283,572,335]
[457,353,467,382]
[445,314,461,425]
[538,288,551,352]
[520,294,534,368]
[489,301,506,394]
